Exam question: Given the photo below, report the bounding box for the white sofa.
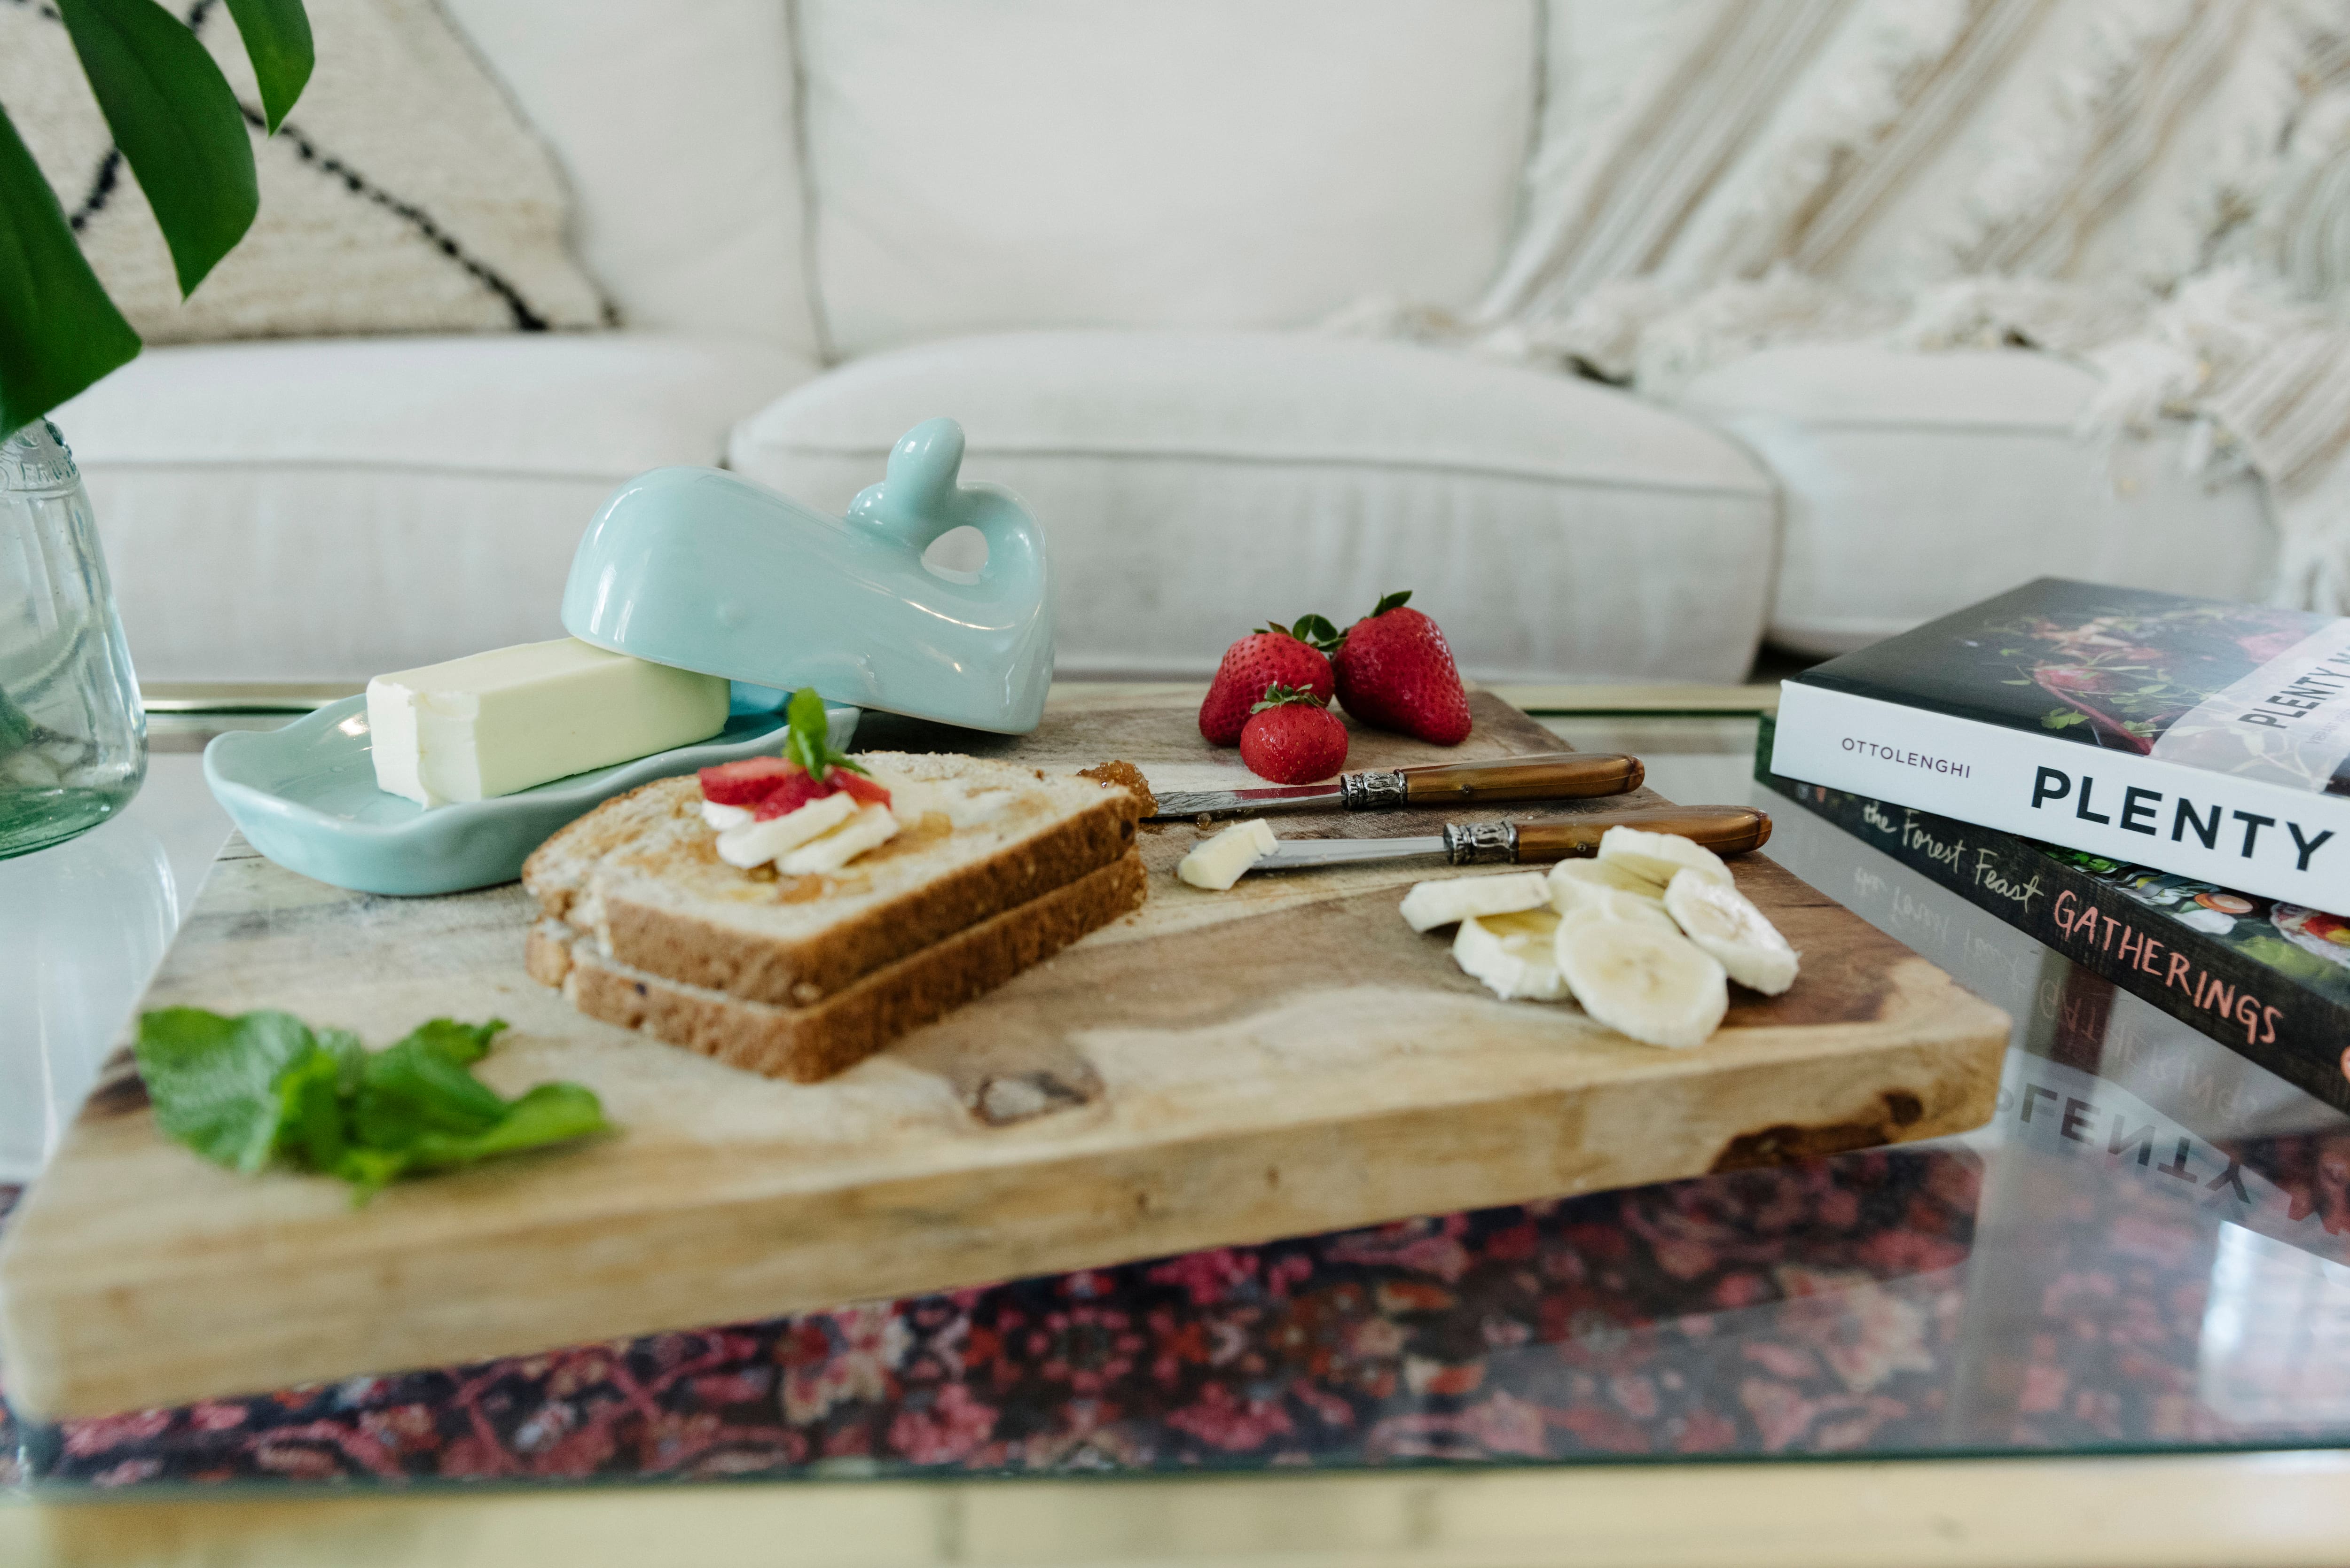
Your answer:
[55,0,2276,688]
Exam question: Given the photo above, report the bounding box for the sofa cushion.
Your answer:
[728,331,1778,683]
[443,0,822,358]
[5,0,606,342]
[55,336,815,682]
[798,0,1540,356]
[1675,344,2279,657]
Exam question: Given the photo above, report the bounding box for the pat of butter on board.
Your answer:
[367,638,729,807]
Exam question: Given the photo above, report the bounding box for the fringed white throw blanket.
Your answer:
[1336,0,2350,611]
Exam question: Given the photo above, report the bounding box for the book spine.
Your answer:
[1754,725,2350,1116]
[1771,681,2350,914]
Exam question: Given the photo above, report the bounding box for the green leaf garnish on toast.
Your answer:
[783,686,868,779]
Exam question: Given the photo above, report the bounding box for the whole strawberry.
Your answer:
[1197,616,1340,744]
[1332,591,1472,745]
[1238,685,1348,784]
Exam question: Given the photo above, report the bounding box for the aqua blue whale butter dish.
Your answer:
[204,696,859,897]
[561,418,1051,735]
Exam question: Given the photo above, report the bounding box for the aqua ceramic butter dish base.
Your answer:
[562,419,1053,735]
[205,696,860,897]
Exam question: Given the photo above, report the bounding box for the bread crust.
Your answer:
[552,851,1146,1082]
[524,920,574,987]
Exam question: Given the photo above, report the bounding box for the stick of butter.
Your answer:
[367,638,729,807]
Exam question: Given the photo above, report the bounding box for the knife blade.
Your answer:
[1148,751,1642,820]
[1246,805,1771,875]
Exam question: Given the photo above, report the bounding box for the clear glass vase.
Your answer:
[0,419,145,859]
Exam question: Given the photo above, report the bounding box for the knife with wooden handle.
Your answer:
[1243,805,1771,874]
[1146,752,1642,821]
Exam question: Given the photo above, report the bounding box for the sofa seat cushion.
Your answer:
[1674,344,2278,657]
[728,331,1778,682]
[55,335,815,682]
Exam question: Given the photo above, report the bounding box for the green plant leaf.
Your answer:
[57,0,259,297]
[1371,590,1412,617]
[222,0,313,133]
[0,103,141,437]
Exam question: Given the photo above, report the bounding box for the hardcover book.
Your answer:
[1756,716,2350,1115]
[1769,578,2350,915]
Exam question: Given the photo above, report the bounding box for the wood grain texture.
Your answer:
[0,691,2009,1420]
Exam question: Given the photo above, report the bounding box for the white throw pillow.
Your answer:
[443,0,822,356]
[798,0,1540,356]
[2,0,607,342]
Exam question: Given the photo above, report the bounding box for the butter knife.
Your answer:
[1148,752,1641,821]
[1243,805,1771,875]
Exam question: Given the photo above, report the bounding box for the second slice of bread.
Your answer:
[523,752,1143,1007]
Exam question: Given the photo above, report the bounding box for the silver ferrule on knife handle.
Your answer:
[1339,770,1409,810]
[1441,821,1520,865]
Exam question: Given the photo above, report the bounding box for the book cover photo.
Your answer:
[1770,578,2350,913]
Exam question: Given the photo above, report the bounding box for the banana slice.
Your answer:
[1662,869,1800,995]
[1595,825,1734,896]
[778,802,901,874]
[702,800,755,832]
[714,789,860,868]
[1548,856,1667,913]
[1453,909,1569,1000]
[1555,885,1682,938]
[1554,918,1729,1048]
[1177,818,1278,890]
[1399,871,1552,933]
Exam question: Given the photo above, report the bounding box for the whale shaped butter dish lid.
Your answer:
[561,417,1053,736]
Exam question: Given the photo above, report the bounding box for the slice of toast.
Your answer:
[531,851,1146,1082]
[523,752,1143,1007]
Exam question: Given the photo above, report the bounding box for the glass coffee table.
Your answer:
[3,684,2347,1567]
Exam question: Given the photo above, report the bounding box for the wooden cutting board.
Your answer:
[0,689,2007,1420]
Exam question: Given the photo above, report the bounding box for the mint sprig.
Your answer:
[135,1009,608,1201]
[782,686,868,779]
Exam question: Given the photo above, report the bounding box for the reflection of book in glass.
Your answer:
[1768,578,2350,913]
[1758,716,2350,1115]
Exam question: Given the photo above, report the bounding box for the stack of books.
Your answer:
[1759,577,2350,1113]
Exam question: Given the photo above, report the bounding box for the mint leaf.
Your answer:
[399,1083,609,1172]
[352,1020,509,1147]
[136,1008,607,1197]
[136,1008,317,1174]
[782,686,867,779]
[272,1042,349,1171]
[395,1016,502,1069]
[1371,590,1412,617]
[328,1145,411,1200]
